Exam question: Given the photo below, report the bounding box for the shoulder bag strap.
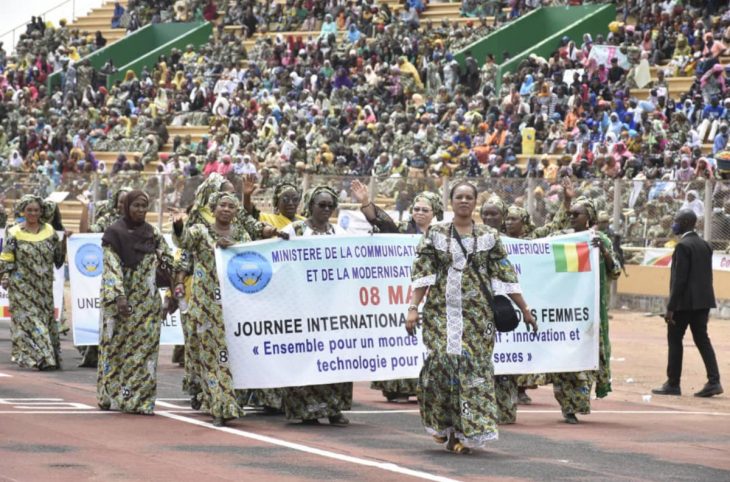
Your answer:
[452,225,495,307]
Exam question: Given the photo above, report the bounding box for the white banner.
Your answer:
[68,233,183,346]
[216,232,599,389]
[337,209,455,234]
[0,229,64,321]
[588,44,630,70]
[642,246,730,272]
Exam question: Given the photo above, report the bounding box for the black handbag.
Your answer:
[452,226,520,333]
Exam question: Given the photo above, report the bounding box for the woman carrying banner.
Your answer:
[76,186,132,368]
[0,195,66,370]
[488,181,573,420]
[350,179,443,402]
[406,181,537,454]
[178,192,250,426]
[97,190,177,415]
[171,173,281,411]
[280,186,352,425]
[548,195,620,424]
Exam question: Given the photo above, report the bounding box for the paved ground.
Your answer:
[1,311,729,481]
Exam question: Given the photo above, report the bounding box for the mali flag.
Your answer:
[553,242,591,272]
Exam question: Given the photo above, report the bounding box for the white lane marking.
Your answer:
[0,411,117,414]
[0,398,64,401]
[158,411,460,482]
[0,410,197,415]
[519,410,730,416]
[0,398,94,410]
[0,372,12,378]
[156,401,191,409]
[349,409,730,416]
[347,410,419,414]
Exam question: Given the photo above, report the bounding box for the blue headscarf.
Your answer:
[520,75,534,96]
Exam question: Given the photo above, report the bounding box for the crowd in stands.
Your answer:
[2,0,730,249]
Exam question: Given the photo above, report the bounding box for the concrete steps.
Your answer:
[67,0,128,46]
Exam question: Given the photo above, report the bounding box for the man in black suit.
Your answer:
[653,210,723,397]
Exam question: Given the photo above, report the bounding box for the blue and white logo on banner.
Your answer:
[227,251,272,293]
[75,243,104,277]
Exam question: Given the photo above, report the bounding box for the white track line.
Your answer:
[347,409,419,414]
[0,411,118,414]
[519,410,730,416]
[0,410,196,415]
[348,409,730,416]
[0,373,12,378]
[158,411,460,482]
[155,401,192,409]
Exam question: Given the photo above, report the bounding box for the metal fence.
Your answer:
[4,170,730,262]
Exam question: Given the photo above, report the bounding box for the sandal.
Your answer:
[432,435,448,444]
[446,437,472,455]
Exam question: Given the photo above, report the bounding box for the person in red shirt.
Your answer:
[202,155,219,177]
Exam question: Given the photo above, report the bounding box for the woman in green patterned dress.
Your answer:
[487,185,572,423]
[0,195,66,370]
[350,179,443,402]
[280,186,352,425]
[77,187,132,368]
[79,187,132,235]
[97,190,177,415]
[170,174,232,395]
[406,181,537,454]
[179,192,250,426]
[172,173,281,412]
[549,196,620,424]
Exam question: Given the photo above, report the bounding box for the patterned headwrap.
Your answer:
[573,196,597,225]
[188,173,230,226]
[506,205,535,236]
[412,191,444,221]
[96,186,133,220]
[15,194,46,218]
[302,185,339,217]
[41,200,57,225]
[208,191,241,211]
[193,173,229,209]
[272,182,300,208]
[482,194,508,219]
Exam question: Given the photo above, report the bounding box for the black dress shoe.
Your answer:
[694,383,724,398]
[651,384,681,395]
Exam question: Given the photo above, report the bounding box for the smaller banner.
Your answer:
[68,233,183,346]
[0,229,64,321]
[642,246,730,272]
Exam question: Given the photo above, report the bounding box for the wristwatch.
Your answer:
[407,304,419,311]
